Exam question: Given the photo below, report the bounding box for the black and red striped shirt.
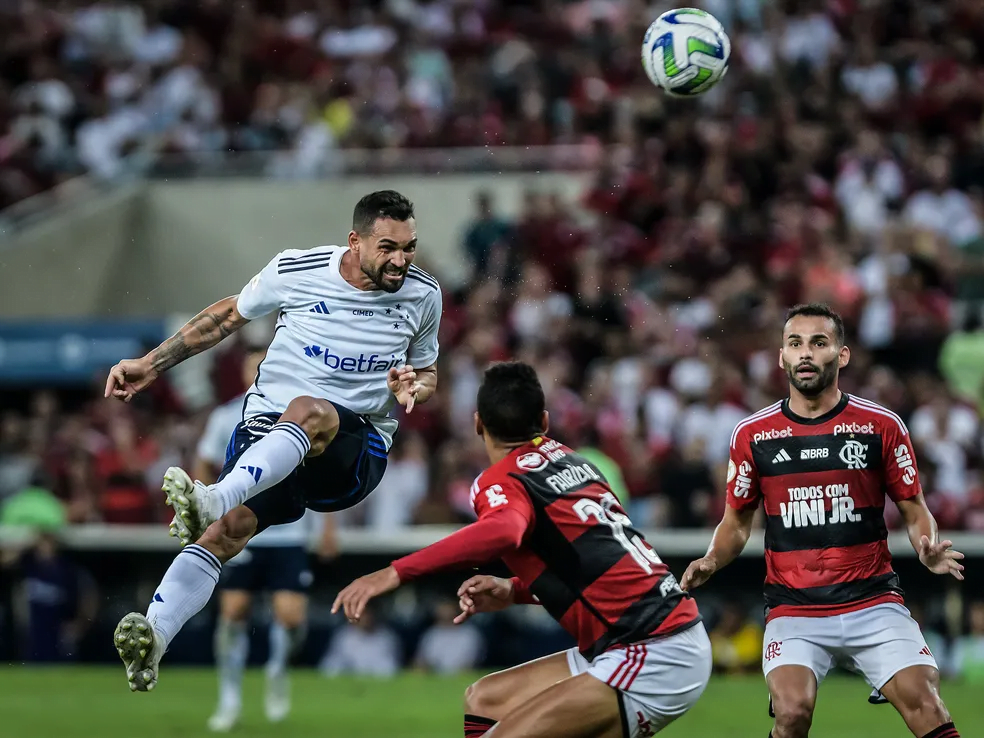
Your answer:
[393,437,700,659]
[726,393,921,622]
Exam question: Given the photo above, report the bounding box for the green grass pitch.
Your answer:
[1,667,980,737]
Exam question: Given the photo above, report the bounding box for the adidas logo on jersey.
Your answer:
[772,449,791,464]
[309,301,330,314]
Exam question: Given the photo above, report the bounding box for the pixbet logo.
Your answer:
[834,422,874,435]
[753,427,793,443]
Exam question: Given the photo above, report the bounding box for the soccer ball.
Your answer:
[641,8,731,98]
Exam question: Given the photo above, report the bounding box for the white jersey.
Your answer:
[197,394,316,548]
[236,245,442,450]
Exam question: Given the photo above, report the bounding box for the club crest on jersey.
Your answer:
[753,427,792,443]
[839,440,868,469]
[516,452,548,472]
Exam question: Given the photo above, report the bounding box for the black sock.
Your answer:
[464,714,497,738]
[921,723,960,738]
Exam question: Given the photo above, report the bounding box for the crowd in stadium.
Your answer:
[2,0,984,532]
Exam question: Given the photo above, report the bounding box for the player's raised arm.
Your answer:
[105,296,249,402]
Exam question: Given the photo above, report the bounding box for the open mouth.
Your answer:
[796,365,818,379]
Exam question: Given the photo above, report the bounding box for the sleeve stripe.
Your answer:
[848,396,908,435]
[278,260,333,275]
[408,264,439,286]
[729,402,783,448]
[279,250,335,265]
[406,272,440,291]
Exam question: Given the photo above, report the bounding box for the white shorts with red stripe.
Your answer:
[565,623,711,738]
[762,602,938,690]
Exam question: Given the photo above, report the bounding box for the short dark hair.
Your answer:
[477,362,545,443]
[784,303,846,346]
[352,190,414,235]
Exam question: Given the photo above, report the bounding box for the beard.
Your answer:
[784,357,838,397]
[363,261,407,293]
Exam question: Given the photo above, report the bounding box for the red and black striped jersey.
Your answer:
[726,393,921,622]
[472,436,700,660]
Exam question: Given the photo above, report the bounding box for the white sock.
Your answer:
[267,623,304,677]
[215,619,249,709]
[147,544,222,650]
[209,422,311,519]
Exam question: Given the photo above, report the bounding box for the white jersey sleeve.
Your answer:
[237,251,299,320]
[406,279,441,368]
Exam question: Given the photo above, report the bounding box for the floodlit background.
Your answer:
[1,0,984,735]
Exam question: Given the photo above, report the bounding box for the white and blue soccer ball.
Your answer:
[642,8,731,98]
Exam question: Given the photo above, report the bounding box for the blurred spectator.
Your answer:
[709,602,762,675]
[951,601,984,684]
[319,606,401,678]
[413,599,484,674]
[0,531,97,662]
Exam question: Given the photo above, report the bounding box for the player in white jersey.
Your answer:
[105,191,442,693]
[195,348,335,731]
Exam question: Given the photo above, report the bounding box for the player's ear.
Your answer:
[474,412,484,437]
[777,348,784,370]
[540,411,549,434]
[347,229,360,252]
[838,344,851,369]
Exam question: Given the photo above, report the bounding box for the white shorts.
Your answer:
[566,623,711,738]
[762,603,938,690]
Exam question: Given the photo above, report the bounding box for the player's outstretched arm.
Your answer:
[105,296,249,402]
[896,494,965,580]
[681,505,756,591]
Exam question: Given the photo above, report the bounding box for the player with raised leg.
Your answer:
[105,191,442,693]
[334,362,710,738]
[681,303,965,738]
[193,347,337,730]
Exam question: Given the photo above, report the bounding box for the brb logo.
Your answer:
[765,641,782,661]
[302,345,405,373]
[839,440,868,469]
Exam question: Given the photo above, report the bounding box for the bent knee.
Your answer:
[283,396,339,453]
[464,676,503,718]
[773,697,814,736]
[900,693,950,728]
[199,507,257,562]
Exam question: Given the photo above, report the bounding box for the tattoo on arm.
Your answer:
[148,298,247,374]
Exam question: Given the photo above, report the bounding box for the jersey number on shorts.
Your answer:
[573,493,664,574]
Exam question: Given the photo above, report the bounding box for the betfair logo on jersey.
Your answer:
[732,460,753,498]
[833,422,874,435]
[302,346,406,372]
[753,427,793,443]
[781,484,859,528]
[546,463,602,494]
[895,444,916,485]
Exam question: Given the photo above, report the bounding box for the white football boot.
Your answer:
[114,612,165,692]
[163,466,215,546]
[265,668,291,723]
[207,700,241,732]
